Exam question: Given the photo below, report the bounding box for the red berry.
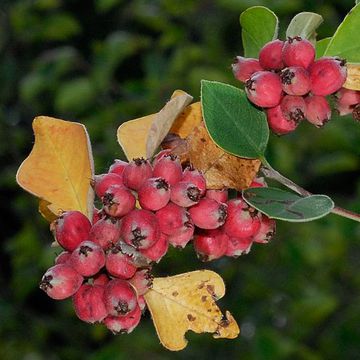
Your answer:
[259,39,284,71]
[122,158,153,190]
[245,71,283,108]
[93,273,110,286]
[167,220,194,248]
[188,198,227,229]
[280,66,311,96]
[335,88,360,106]
[152,154,182,186]
[309,57,347,96]
[89,216,121,250]
[92,173,124,198]
[266,105,299,135]
[51,210,91,252]
[121,209,160,249]
[54,251,71,265]
[108,159,128,176]
[170,181,201,207]
[252,215,276,244]
[205,189,228,203]
[182,167,206,195]
[102,184,136,218]
[129,269,153,296]
[103,305,142,334]
[138,177,171,211]
[232,56,263,82]
[39,263,83,300]
[140,232,169,261]
[106,245,137,279]
[226,237,253,257]
[73,284,107,323]
[104,279,138,316]
[280,95,306,124]
[155,202,189,235]
[193,229,229,261]
[336,102,353,116]
[305,95,331,127]
[282,36,315,69]
[70,241,106,277]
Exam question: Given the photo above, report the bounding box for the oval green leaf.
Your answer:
[286,12,323,44]
[323,3,360,62]
[242,187,334,222]
[201,80,269,159]
[240,6,278,58]
[316,37,331,58]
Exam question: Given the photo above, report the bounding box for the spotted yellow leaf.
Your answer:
[144,270,240,351]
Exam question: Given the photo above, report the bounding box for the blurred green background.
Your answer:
[1,0,360,359]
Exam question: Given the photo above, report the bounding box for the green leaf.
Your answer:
[242,187,334,222]
[286,12,323,44]
[315,37,331,58]
[240,6,278,58]
[323,3,360,62]
[201,80,269,159]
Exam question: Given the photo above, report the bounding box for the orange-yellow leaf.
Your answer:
[344,63,360,90]
[144,270,240,351]
[16,116,94,221]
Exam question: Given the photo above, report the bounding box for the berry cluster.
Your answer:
[232,36,348,134]
[334,87,360,120]
[40,151,276,334]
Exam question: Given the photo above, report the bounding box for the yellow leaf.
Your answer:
[16,116,94,221]
[344,63,360,91]
[144,270,240,351]
[117,90,192,160]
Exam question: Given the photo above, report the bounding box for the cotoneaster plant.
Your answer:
[16,4,360,352]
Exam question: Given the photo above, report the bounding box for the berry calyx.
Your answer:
[170,181,201,207]
[122,158,153,191]
[152,154,182,186]
[106,244,137,279]
[138,177,171,211]
[282,36,315,69]
[102,185,136,218]
[103,305,142,334]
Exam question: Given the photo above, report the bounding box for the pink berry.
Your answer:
[138,177,170,211]
[70,241,106,277]
[226,237,253,257]
[232,56,263,82]
[252,215,276,244]
[223,199,261,239]
[280,95,306,124]
[193,229,229,261]
[39,263,83,300]
[54,251,71,265]
[108,159,128,176]
[102,185,136,218]
[121,209,160,249]
[182,167,206,195]
[205,189,228,203]
[282,36,315,69]
[140,232,169,261]
[266,105,299,135]
[170,181,201,207]
[155,202,189,235]
[259,39,284,70]
[89,216,121,250]
[245,71,283,108]
[152,154,182,186]
[305,95,331,127]
[92,173,124,198]
[93,273,110,286]
[104,279,138,316]
[122,158,153,190]
[72,284,107,323]
[103,305,142,334]
[309,57,347,96]
[51,210,91,252]
[335,88,360,106]
[106,244,137,279]
[188,198,227,229]
[167,220,194,248]
[129,269,153,296]
[336,102,353,116]
[280,66,311,95]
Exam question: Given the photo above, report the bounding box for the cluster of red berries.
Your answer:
[232,36,349,134]
[39,151,276,334]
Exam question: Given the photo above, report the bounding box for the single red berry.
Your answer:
[92,273,110,286]
[259,39,284,71]
[167,220,194,248]
[153,154,182,186]
[104,279,138,316]
[182,167,206,195]
[72,284,108,323]
[122,158,153,191]
[309,57,347,96]
[335,88,360,106]
[129,269,153,296]
[280,95,306,124]
[92,173,124,198]
[121,209,160,249]
[108,159,128,176]
[225,237,253,257]
[155,202,189,235]
[188,198,227,229]
[54,251,71,265]
[102,184,136,218]
[39,263,83,300]
[336,102,353,116]
[193,229,229,262]
[140,232,169,262]
[252,215,276,244]
[89,215,121,250]
[305,95,331,127]
[103,305,142,334]
[170,181,201,207]
[106,244,137,279]
[245,71,283,108]
[70,241,106,277]
[51,210,92,252]
[138,177,171,211]
[266,105,299,135]
[282,36,315,69]
[205,189,228,203]
[232,56,263,82]
[280,66,311,96]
